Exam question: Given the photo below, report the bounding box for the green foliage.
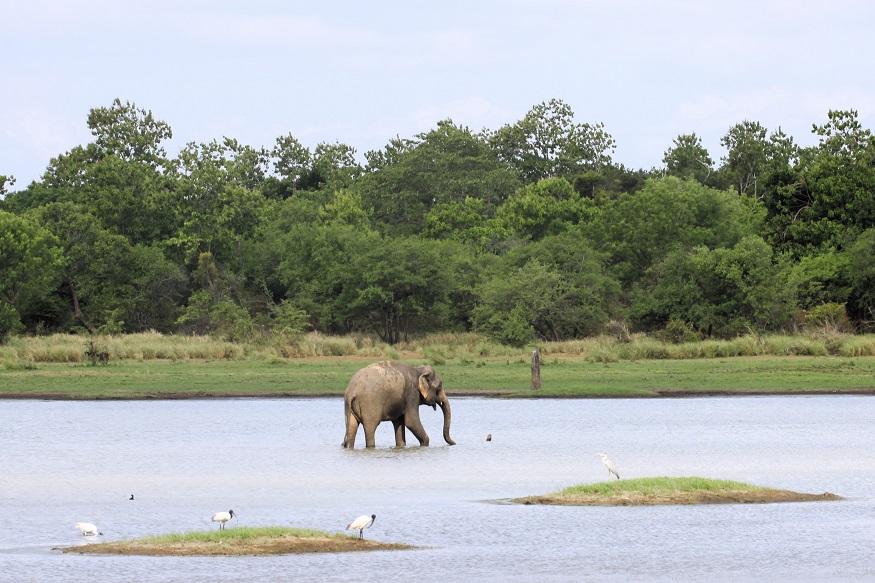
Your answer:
[662,133,714,184]
[338,236,460,344]
[630,236,795,336]
[767,110,875,256]
[170,140,268,264]
[87,98,173,164]
[846,228,875,325]
[592,176,757,285]
[494,177,595,241]
[5,100,875,342]
[358,120,519,234]
[661,319,701,343]
[489,98,616,181]
[0,174,15,198]
[804,302,850,331]
[472,229,618,345]
[270,299,310,337]
[0,211,64,342]
[786,250,851,309]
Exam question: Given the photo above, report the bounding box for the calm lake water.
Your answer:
[1,395,873,582]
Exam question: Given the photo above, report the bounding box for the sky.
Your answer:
[3,0,874,189]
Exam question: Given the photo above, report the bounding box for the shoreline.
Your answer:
[514,490,843,506]
[3,388,875,400]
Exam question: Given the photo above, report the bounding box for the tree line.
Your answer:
[2,98,874,345]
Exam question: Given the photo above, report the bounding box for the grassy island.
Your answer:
[513,477,843,506]
[59,526,414,556]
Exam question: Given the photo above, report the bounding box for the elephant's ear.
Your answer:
[418,373,431,401]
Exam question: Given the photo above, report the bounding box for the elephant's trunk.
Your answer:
[439,393,455,445]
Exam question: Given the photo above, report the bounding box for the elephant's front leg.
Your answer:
[392,417,406,447]
[405,414,430,446]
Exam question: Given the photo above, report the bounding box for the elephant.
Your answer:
[342,361,455,449]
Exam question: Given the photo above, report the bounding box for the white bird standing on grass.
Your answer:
[75,522,102,536]
[212,509,236,530]
[346,514,376,539]
[597,452,620,480]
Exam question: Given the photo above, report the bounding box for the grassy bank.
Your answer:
[2,331,875,399]
[60,526,412,556]
[2,354,874,399]
[514,477,843,506]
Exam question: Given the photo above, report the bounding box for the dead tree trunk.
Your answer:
[531,348,541,390]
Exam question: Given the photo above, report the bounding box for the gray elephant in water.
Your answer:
[342,361,455,448]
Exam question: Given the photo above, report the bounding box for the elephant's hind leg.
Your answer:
[392,417,406,447]
[363,420,379,448]
[344,413,360,449]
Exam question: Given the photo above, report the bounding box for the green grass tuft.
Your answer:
[557,476,766,497]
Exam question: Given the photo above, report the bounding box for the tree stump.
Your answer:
[531,348,541,390]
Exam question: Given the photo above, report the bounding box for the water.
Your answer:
[1,396,873,582]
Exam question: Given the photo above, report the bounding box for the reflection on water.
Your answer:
[1,396,873,582]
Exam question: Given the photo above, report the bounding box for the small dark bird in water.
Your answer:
[129,494,134,500]
[486,434,492,441]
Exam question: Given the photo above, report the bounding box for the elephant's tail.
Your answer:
[342,398,353,448]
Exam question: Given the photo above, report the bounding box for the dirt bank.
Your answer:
[59,535,414,556]
[514,489,842,506]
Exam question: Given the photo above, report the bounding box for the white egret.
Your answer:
[346,514,376,539]
[75,522,102,536]
[212,509,236,530]
[596,452,620,480]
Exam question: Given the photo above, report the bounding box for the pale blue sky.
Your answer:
[3,0,874,189]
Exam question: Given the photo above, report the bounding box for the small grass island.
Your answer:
[59,526,414,556]
[513,477,842,506]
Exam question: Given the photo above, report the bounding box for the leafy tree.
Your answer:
[87,98,173,165]
[273,221,379,333]
[786,251,851,310]
[6,101,178,245]
[471,259,560,346]
[0,174,14,199]
[272,133,313,184]
[31,202,182,333]
[309,141,362,193]
[663,133,713,184]
[629,236,795,336]
[357,120,519,234]
[338,236,460,343]
[171,139,267,264]
[176,252,256,339]
[845,228,875,326]
[494,177,595,241]
[489,99,616,182]
[764,111,875,257]
[719,121,801,200]
[719,120,770,197]
[0,211,63,341]
[472,228,618,345]
[591,176,759,285]
[267,135,362,201]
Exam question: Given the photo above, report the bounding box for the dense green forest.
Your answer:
[2,98,874,346]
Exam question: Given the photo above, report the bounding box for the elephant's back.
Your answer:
[345,362,404,393]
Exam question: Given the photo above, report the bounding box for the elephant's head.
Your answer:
[415,365,455,445]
